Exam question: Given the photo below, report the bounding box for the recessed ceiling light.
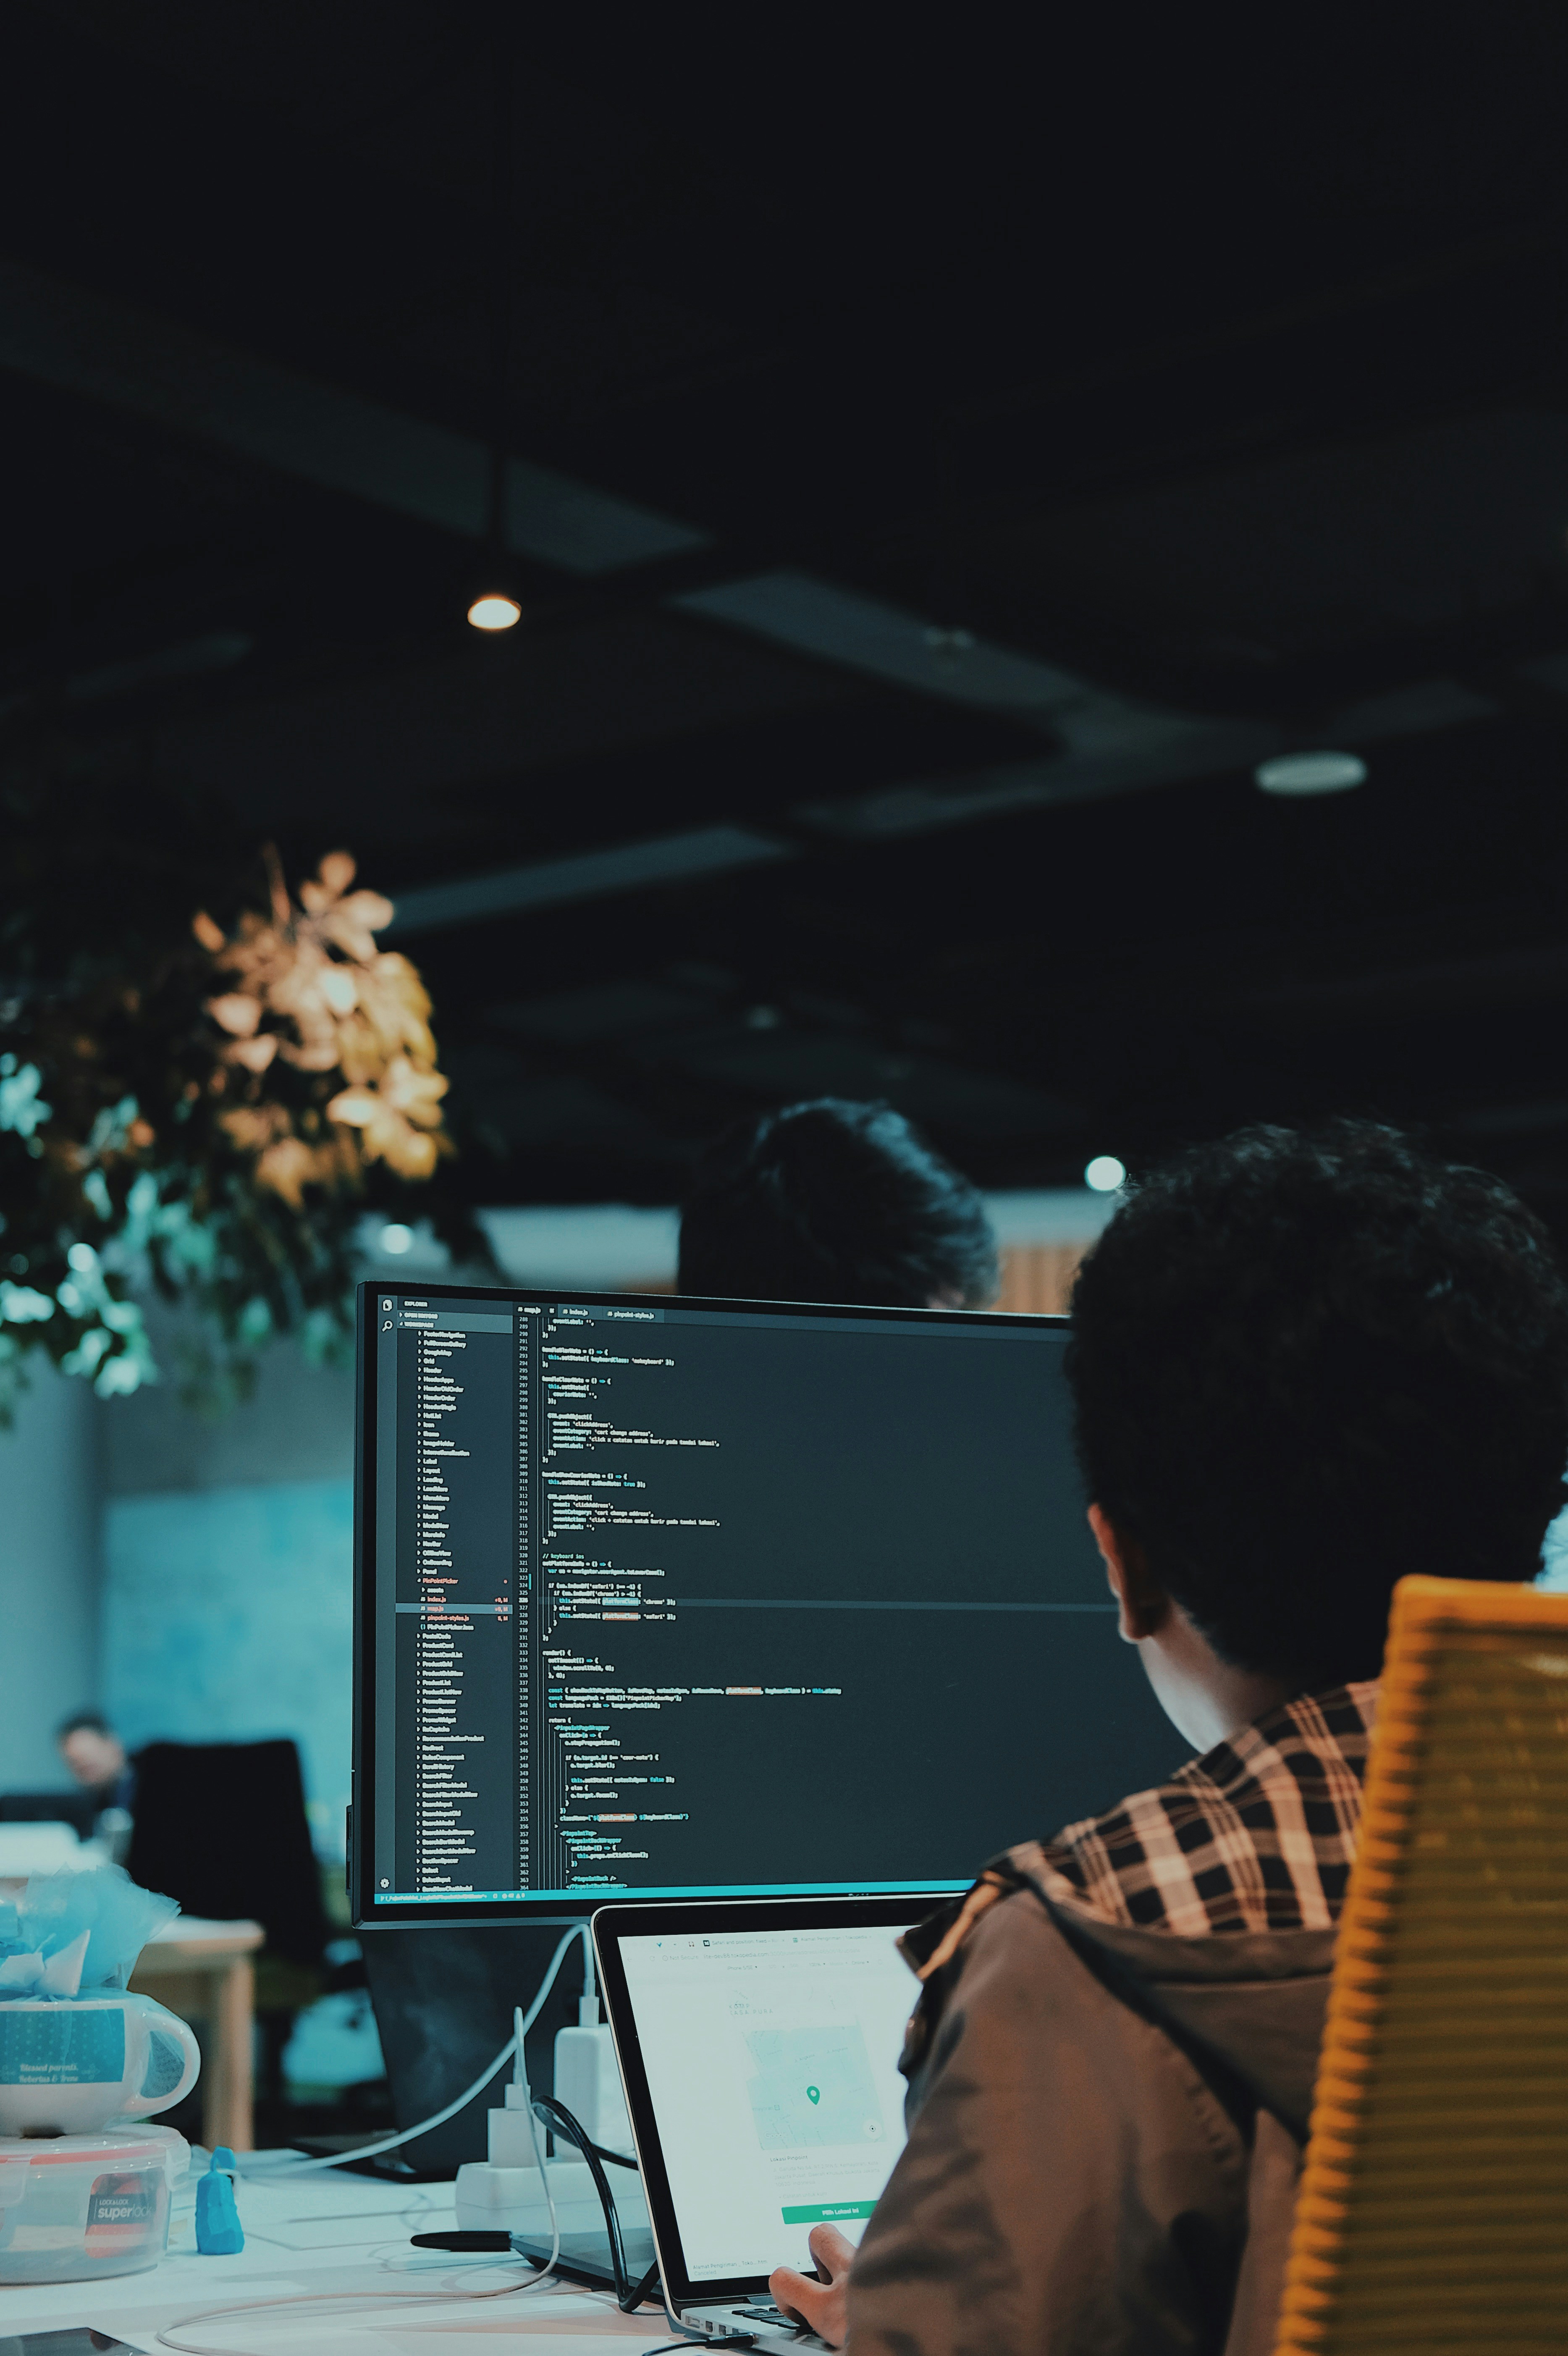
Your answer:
[1084,1155,1126,1193]
[1255,750,1367,796]
[467,593,522,632]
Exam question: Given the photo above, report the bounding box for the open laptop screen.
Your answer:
[605,1909,921,2288]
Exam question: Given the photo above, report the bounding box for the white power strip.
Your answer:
[453,2014,645,2236]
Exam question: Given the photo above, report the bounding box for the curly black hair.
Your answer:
[1067,1120,1568,1690]
[678,1098,997,1309]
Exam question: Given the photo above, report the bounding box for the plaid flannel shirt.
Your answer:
[1040,1679,1379,1935]
[906,1682,1378,1983]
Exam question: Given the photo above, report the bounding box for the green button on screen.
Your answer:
[781,2201,877,2225]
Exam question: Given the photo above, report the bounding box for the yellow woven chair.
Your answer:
[1275,1574,1568,2356]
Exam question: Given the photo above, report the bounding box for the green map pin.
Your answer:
[807,2086,820,2104]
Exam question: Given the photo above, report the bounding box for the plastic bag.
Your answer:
[0,1865,178,1998]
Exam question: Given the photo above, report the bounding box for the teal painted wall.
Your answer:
[101,1476,355,1856]
[0,1366,102,1789]
[94,1297,359,1854]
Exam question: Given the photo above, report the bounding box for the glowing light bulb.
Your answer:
[1255,751,1366,797]
[1085,1155,1127,1193]
[467,593,522,632]
[380,1223,415,1255]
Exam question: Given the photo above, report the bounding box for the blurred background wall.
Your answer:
[99,1322,357,1858]
[0,1370,102,1789]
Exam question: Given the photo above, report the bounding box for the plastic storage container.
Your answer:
[0,2125,188,2282]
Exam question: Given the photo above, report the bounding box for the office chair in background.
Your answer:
[1275,1575,1568,2355]
[126,1737,328,1964]
[126,1737,330,2120]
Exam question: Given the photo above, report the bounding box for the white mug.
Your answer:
[0,1995,200,2136]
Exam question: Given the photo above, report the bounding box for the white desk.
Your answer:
[0,2164,659,2352]
[0,1825,102,1876]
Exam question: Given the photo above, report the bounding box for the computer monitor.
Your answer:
[350,1282,1180,1926]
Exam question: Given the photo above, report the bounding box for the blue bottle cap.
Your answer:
[196,2150,245,2255]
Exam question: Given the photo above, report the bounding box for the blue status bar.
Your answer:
[375,1879,969,1905]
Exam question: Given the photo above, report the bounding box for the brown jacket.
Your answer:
[843,1863,1334,2356]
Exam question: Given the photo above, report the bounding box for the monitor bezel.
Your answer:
[349,1277,1067,1929]
[592,1894,943,2311]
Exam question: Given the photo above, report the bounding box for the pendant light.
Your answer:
[468,9,521,631]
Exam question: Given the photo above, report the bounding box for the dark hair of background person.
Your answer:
[55,1711,114,1742]
[677,1098,998,1309]
[1067,1120,1568,1692]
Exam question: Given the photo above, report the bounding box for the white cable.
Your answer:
[159,2275,671,2356]
[514,2000,561,2280]
[154,2265,547,2356]
[238,1923,589,2178]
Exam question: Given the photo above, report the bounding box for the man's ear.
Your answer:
[1087,1504,1168,1643]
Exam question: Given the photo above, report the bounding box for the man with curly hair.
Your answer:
[771,1121,1568,2356]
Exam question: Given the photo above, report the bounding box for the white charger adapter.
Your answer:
[453,1992,645,2235]
[552,2001,635,2157]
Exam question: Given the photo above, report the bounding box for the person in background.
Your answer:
[769,1120,1568,2355]
[57,1711,137,1855]
[677,1097,997,1309]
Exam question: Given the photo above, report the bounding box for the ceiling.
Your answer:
[7,4,1568,1220]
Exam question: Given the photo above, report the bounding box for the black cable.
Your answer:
[530,2093,641,2307]
[483,0,515,562]
[636,2342,753,2353]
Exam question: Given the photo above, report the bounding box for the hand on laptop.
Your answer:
[769,2222,854,2348]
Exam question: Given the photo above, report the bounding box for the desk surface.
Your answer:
[0,2165,660,2351]
[138,1919,264,1962]
[0,1912,265,1962]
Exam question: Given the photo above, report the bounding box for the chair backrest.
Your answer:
[125,1737,327,1966]
[1275,1575,1568,2356]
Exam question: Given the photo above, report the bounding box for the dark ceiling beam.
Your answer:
[383,825,794,937]
[964,229,1561,433]
[0,260,708,576]
[0,269,1519,841]
[0,260,1169,753]
[1219,938,1568,1026]
[0,261,1280,808]
[681,578,1502,837]
[377,673,1504,923]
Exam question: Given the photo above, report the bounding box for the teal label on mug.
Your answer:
[0,2008,126,2086]
[142,2028,186,2098]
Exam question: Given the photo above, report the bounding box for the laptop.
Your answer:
[594,1895,937,2348]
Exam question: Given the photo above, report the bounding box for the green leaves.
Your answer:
[0,1058,51,1144]
[0,818,460,1424]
